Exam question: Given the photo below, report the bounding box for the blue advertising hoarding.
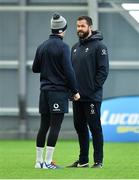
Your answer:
[101,96,139,142]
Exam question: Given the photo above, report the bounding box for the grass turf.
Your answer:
[0,140,139,179]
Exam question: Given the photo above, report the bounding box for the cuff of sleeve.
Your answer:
[71,89,78,95]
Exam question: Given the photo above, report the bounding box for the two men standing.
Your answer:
[32,13,109,169]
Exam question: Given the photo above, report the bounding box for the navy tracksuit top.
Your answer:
[71,31,109,102]
[32,34,78,94]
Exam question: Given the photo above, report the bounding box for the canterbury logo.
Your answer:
[101,49,107,55]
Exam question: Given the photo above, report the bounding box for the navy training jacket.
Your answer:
[32,34,78,94]
[71,31,109,102]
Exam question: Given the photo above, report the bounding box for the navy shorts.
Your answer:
[39,90,69,114]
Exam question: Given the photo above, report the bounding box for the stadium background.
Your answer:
[0,0,139,140]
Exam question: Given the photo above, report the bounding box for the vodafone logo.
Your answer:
[53,103,60,112]
[53,103,59,109]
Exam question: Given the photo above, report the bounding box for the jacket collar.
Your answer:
[79,30,103,45]
[49,34,63,40]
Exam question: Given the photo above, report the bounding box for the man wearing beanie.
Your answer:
[32,13,80,169]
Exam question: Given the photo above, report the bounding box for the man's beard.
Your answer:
[77,30,90,39]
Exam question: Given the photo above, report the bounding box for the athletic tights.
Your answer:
[36,113,64,147]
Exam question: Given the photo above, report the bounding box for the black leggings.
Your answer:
[36,113,64,147]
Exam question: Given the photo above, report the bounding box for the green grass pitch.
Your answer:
[0,140,139,179]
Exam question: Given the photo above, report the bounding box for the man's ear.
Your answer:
[90,25,93,31]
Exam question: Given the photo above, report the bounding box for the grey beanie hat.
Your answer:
[51,13,67,34]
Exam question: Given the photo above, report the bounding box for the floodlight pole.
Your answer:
[88,0,98,30]
[18,0,27,139]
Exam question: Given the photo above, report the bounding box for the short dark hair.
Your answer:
[77,16,93,26]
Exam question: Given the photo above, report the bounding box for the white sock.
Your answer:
[45,146,55,164]
[36,147,44,163]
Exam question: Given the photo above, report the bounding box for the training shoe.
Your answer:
[43,161,61,169]
[67,160,89,168]
[91,162,103,168]
[35,162,43,169]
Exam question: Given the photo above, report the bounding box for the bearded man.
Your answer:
[67,16,109,168]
